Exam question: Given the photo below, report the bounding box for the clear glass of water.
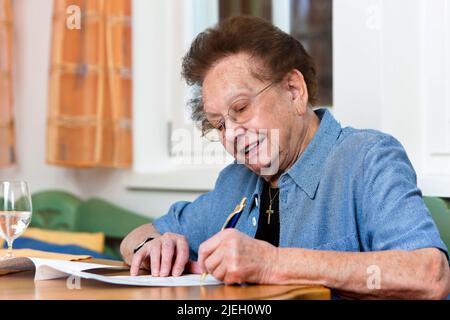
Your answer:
[0,181,33,260]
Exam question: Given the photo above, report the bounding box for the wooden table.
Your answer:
[0,259,331,300]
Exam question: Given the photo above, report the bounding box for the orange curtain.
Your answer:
[0,0,15,167]
[47,0,132,168]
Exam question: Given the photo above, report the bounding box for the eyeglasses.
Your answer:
[201,82,275,142]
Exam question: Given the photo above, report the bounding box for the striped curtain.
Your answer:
[0,0,15,167]
[47,0,132,168]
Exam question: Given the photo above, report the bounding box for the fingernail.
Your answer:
[172,268,181,276]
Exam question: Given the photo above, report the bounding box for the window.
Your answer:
[218,0,333,106]
[291,0,333,106]
[216,0,333,106]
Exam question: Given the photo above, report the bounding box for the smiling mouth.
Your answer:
[242,136,268,157]
[244,141,259,155]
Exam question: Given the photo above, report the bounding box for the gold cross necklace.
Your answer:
[266,187,279,224]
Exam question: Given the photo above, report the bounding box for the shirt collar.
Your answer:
[283,108,342,199]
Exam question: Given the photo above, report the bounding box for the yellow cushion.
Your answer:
[19,228,105,253]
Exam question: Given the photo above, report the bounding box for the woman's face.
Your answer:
[202,52,310,178]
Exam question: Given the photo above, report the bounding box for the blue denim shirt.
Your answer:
[154,109,448,261]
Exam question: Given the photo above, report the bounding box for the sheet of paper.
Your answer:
[30,258,128,281]
[61,270,223,287]
[1,256,222,286]
[31,258,222,286]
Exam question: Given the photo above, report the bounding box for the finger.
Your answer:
[186,260,202,274]
[204,249,224,274]
[172,238,190,276]
[130,246,147,276]
[160,239,176,277]
[211,262,227,282]
[150,240,162,277]
[198,229,235,272]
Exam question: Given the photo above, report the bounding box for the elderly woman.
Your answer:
[121,16,449,299]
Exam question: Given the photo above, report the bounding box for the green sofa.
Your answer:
[423,197,450,250]
[30,191,152,260]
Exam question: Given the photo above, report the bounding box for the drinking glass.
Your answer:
[0,181,33,259]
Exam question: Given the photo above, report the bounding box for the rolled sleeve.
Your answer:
[152,201,191,236]
[153,192,214,260]
[362,135,448,258]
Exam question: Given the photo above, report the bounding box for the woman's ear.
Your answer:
[286,69,309,116]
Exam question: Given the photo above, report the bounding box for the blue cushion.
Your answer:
[4,237,115,260]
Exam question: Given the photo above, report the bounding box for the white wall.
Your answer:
[0,0,201,218]
[333,0,450,197]
[334,0,424,169]
[334,0,423,164]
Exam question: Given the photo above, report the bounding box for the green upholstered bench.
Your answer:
[30,191,152,260]
[423,197,450,250]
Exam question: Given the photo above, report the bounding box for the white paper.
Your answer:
[12,258,222,287]
[29,258,128,281]
[59,270,222,287]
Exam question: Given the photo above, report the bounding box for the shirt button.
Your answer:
[252,217,257,227]
[255,197,259,207]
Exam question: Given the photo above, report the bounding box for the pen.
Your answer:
[200,197,247,281]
